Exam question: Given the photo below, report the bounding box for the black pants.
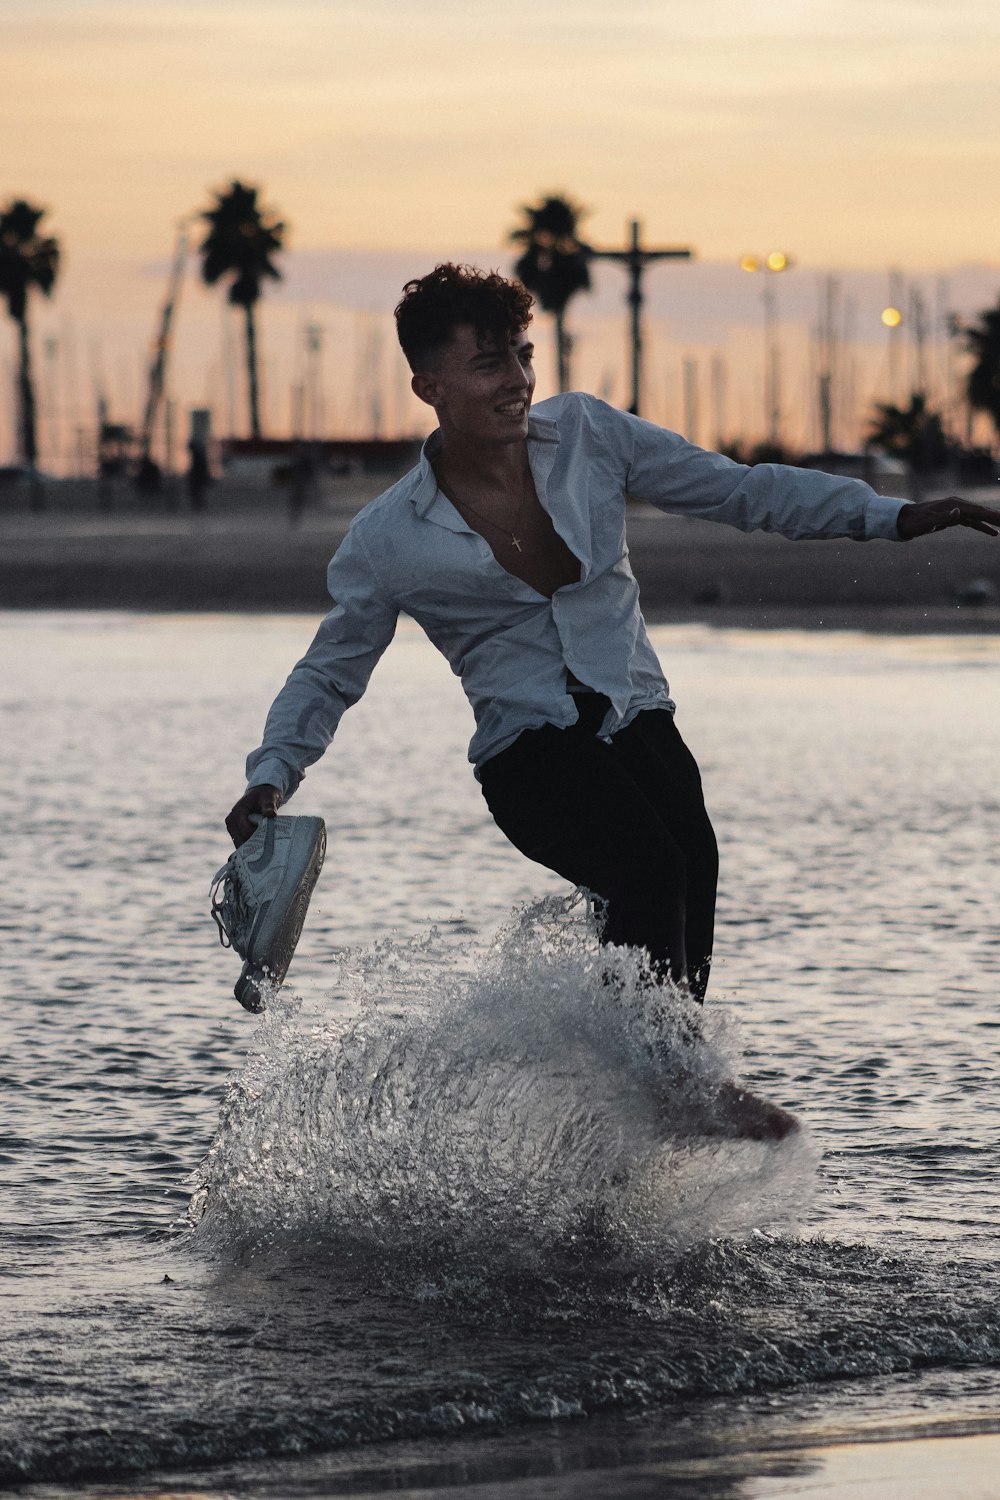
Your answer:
[479,699,719,1002]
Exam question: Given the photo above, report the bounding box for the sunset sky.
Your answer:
[3,0,1000,462]
[6,0,1000,265]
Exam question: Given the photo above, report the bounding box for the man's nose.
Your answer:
[503,353,530,387]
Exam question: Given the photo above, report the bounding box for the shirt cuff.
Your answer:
[865,494,909,540]
[245,757,299,799]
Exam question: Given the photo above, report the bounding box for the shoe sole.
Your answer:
[244,817,327,988]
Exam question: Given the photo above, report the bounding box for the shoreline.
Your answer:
[3,499,1000,629]
[119,1413,1000,1499]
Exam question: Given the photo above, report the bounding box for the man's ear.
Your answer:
[411,371,440,408]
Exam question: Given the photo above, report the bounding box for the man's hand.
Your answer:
[226,784,282,847]
[897,495,1000,540]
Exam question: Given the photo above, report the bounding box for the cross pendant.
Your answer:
[511,535,523,552]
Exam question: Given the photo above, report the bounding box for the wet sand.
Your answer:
[394,1429,1000,1500]
[2,481,999,629]
[101,1419,1000,1497]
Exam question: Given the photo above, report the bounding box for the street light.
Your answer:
[881,304,903,406]
[740,251,793,446]
[883,270,905,405]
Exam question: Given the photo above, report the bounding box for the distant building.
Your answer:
[220,436,421,487]
[798,450,911,498]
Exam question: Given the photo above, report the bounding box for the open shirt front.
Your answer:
[246,392,906,797]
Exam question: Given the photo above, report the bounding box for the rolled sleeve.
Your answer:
[245,523,399,799]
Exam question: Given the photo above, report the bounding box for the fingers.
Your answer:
[938,497,999,529]
[899,497,1000,539]
[225,805,257,847]
[952,502,999,534]
[949,511,999,535]
[225,785,282,847]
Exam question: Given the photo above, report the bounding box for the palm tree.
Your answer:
[0,200,60,468]
[510,194,590,392]
[964,301,1000,441]
[866,392,951,477]
[198,181,285,438]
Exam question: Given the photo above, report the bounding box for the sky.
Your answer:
[3,0,1000,461]
[5,0,1000,265]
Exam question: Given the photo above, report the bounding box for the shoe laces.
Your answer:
[210,856,250,954]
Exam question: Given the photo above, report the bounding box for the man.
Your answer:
[217,263,997,1136]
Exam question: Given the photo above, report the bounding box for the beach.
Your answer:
[2,473,999,628]
[61,1416,1000,1496]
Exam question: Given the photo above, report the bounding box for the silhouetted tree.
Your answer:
[0,199,60,467]
[198,181,285,438]
[964,301,1000,441]
[866,392,951,473]
[510,194,590,392]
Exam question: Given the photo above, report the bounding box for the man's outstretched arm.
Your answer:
[896,495,1000,539]
[594,394,999,543]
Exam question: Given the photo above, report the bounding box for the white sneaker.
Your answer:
[211,815,326,1011]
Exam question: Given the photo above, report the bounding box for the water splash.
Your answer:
[190,899,816,1279]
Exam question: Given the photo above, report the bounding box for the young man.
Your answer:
[219,264,997,1135]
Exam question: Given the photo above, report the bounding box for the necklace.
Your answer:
[439,477,529,552]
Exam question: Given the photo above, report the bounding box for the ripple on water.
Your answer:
[4,617,1000,1488]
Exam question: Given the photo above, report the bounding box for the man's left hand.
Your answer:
[897,495,1000,539]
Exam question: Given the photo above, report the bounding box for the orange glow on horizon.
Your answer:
[4,0,1000,467]
[2,0,1000,270]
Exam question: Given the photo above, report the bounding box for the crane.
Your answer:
[136,221,190,489]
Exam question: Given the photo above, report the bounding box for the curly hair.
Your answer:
[394,263,534,372]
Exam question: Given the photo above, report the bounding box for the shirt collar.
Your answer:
[410,413,560,519]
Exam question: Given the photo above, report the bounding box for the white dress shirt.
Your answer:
[246,392,907,797]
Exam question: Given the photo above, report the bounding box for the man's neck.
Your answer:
[436,432,531,494]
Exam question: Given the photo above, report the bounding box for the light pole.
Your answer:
[880,299,903,414]
[945,311,973,447]
[305,322,323,439]
[883,269,904,406]
[817,274,840,454]
[587,220,693,417]
[740,251,793,448]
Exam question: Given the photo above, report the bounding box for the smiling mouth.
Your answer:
[496,401,527,417]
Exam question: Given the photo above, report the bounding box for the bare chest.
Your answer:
[440,476,581,597]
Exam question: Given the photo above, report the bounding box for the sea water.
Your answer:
[2,612,999,1495]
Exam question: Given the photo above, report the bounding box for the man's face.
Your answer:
[412,325,536,445]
